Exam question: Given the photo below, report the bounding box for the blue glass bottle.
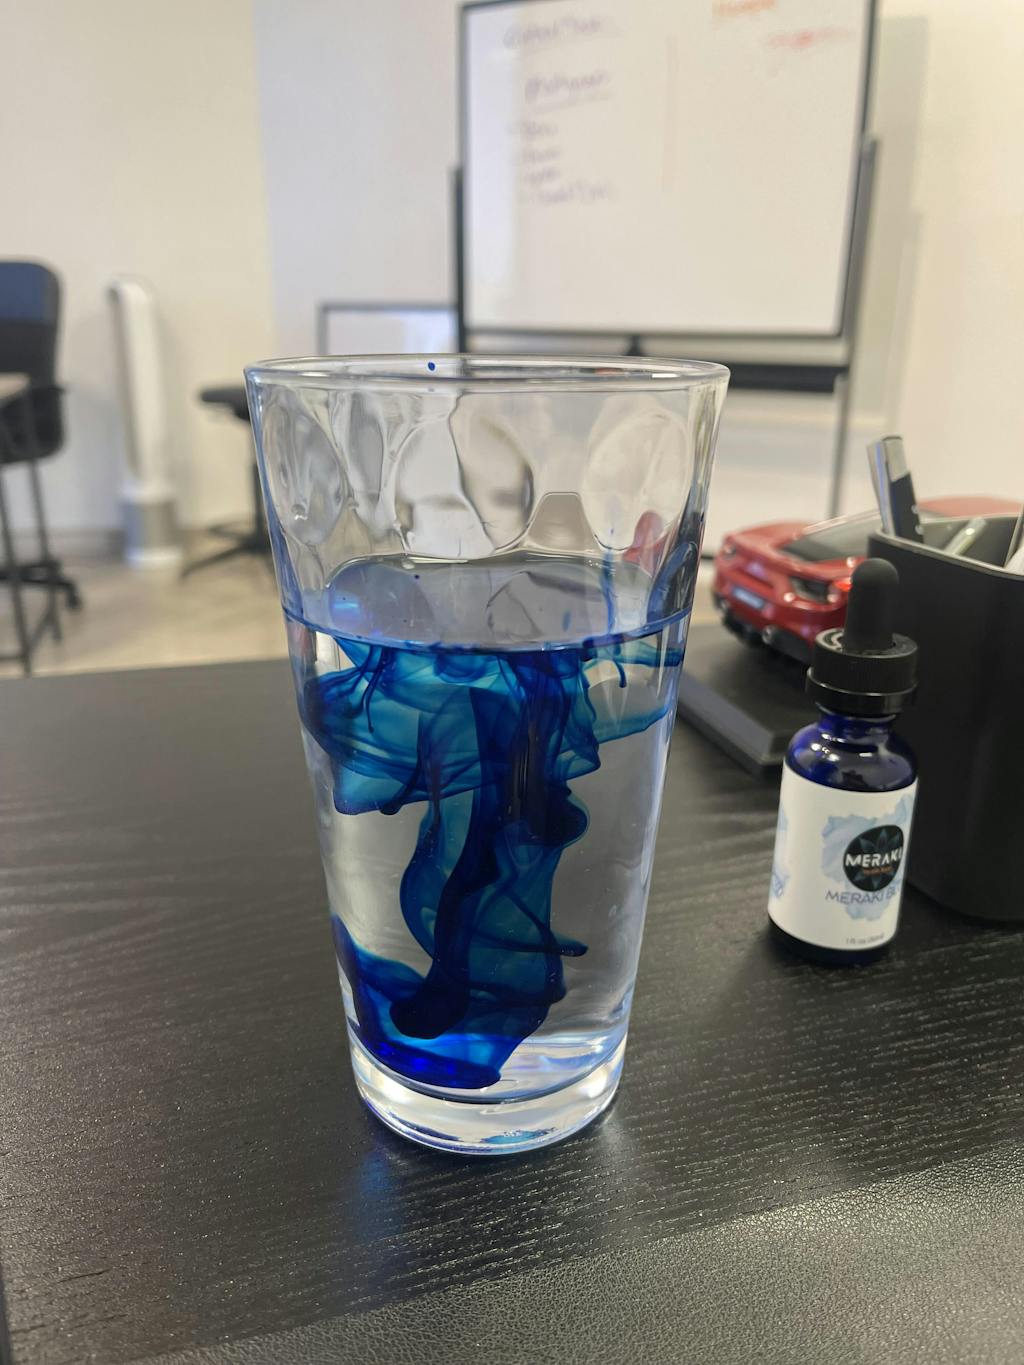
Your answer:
[768,559,919,967]
[771,710,916,965]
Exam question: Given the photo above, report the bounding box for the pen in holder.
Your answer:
[868,526,1024,923]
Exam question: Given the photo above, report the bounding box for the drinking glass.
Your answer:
[245,356,727,1154]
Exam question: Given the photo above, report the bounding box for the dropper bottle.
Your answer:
[768,558,918,966]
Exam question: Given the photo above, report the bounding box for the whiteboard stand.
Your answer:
[453,136,879,524]
[453,166,468,353]
[826,136,877,519]
[457,0,879,521]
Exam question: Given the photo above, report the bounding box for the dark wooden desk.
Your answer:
[1,661,1022,1365]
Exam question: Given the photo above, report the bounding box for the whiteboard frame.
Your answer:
[459,0,877,343]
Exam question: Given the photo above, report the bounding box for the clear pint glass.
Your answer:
[245,356,727,1154]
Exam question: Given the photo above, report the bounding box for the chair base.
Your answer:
[0,438,81,673]
[181,526,272,579]
[0,557,82,609]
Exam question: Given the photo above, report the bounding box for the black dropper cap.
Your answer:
[806,558,917,717]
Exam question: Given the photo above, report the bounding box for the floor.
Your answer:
[0,540,284,679]
[1,546,719,679]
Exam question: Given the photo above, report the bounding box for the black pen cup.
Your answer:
[869,528,1024,923]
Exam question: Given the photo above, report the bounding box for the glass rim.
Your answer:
[244,353,730,393]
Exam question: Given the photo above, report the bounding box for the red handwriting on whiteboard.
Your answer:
[768,27,853,51]
[714,0,776,17]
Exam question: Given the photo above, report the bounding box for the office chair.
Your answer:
[0,261,81,671]
[182,385,270,576]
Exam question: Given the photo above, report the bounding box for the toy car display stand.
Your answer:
[677,623,815,774]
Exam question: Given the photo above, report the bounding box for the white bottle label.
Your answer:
[768,765,917,951]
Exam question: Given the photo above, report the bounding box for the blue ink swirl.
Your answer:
[301,632,681,1088]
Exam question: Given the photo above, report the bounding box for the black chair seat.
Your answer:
[0,380,64,464]
[0,260,79,672]
[0,270,63,458]
[199,385,250,423]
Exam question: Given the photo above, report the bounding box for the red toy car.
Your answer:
[713,496,1017,662]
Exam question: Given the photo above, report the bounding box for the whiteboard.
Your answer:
[463,0,873,337]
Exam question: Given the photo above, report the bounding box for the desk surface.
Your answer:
[1,660,1022,1365]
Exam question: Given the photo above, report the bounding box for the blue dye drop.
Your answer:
[427,361,436,371]
[293,554,686,1089]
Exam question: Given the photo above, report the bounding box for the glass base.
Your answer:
[349,1034,626,1156]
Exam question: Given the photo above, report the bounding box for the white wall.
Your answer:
[252,0,462,357]
[1,0,275,533]
[878,0,1024,501]
[5,1,1020,538]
